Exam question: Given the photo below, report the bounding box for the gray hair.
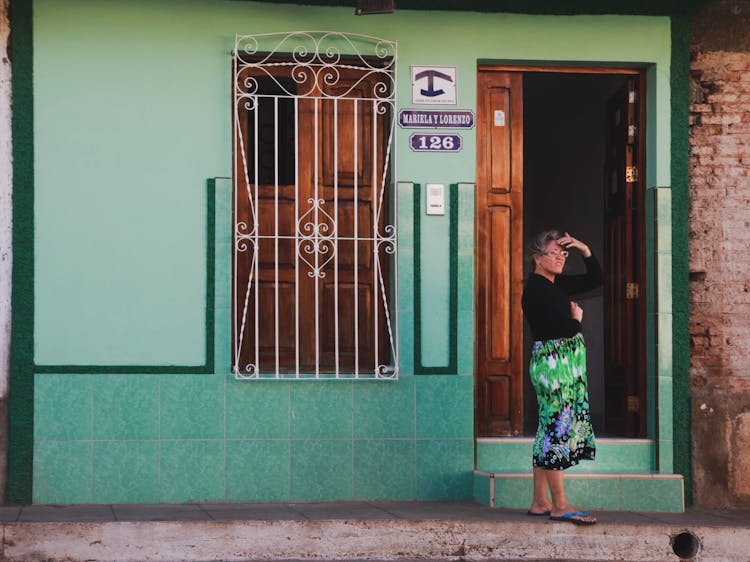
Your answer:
[528,230,562,268]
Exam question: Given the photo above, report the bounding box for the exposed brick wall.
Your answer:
[689,0,750,508]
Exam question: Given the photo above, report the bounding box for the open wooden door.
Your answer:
[603,75,647,436]
[476,70,524,436]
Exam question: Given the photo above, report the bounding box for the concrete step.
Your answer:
[476,438,657,474]
[0,501,748,561]
[474,471,685,512]
[474,436,683,512]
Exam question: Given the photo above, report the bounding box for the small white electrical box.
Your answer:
[426,183,445,215]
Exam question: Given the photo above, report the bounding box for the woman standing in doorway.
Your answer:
[521,230,602,525]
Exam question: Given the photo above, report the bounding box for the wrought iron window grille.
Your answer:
[232,32,398,380]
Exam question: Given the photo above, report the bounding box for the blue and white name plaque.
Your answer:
[409,133,463,153]
[399,109,475,129]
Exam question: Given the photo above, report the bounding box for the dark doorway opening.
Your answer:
[522,71,644,438]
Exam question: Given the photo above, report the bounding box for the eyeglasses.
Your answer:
[542,250,569,258]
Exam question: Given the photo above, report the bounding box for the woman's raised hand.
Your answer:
[558,232,592,258]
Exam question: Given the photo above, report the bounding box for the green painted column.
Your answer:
[8,0,34,504]
[670,13,693,505]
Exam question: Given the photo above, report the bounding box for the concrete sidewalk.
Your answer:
[0,501,747,561]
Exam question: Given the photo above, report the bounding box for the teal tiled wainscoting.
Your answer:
[33,374,476,504]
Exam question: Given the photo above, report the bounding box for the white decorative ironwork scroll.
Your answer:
[233,32,398,380]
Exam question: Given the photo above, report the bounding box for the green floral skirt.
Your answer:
[530,333,596,470]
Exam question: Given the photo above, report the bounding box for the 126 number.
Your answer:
[416,135,455,150]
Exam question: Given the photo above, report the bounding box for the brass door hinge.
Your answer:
[626,166,638,183]
[627,395,640,413]
[626,282,639,299]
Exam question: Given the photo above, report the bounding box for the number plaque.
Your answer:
[409,133,462,153]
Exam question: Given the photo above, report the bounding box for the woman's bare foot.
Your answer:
[549,506,597,525]
[527,501,554,516]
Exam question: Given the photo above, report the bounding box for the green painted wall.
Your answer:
[33,1,671,365]
[16,0,680,504]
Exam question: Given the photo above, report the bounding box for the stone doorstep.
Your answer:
[2,517,748,561]
[475,437,659,474]
[474,471,685,512]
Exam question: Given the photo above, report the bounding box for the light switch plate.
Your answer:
[426,183,445,215]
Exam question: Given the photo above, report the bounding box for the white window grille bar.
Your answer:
[294,97,301,378]
[334,98,340,377]
[371,98,379,376]
[353,97,360,377]
[314,97,321,378]
[234,110,245,376]
[253,99,260,377]
[232,86,260,377]
[274,97,280,378]
[380,105,399,374]
[232,53,238,375]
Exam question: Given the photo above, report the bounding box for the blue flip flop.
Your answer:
[549,511,596,525]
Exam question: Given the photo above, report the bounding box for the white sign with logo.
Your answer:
[411,66,457,105]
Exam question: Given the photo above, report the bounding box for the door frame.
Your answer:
[475,63,649,438]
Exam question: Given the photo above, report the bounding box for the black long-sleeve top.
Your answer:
[521,255,603,341]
